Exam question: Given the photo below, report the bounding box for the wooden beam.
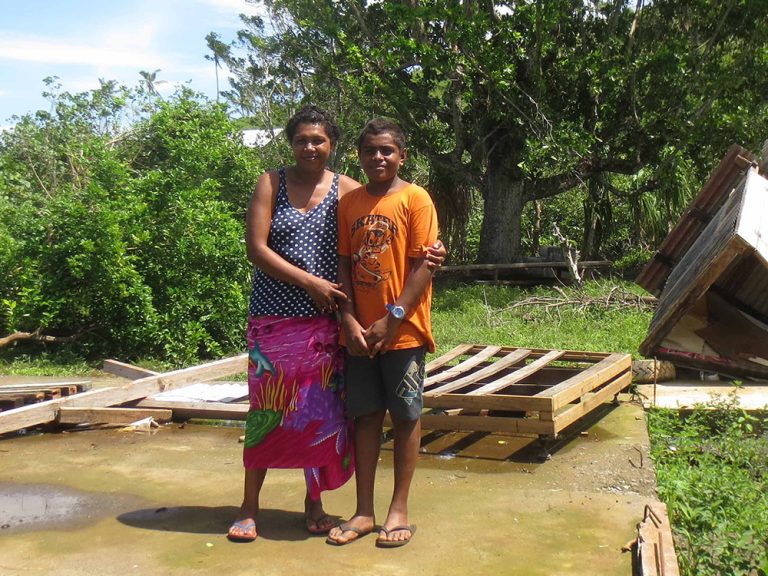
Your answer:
[136,399,248,420]
[0,353,248,435]
[551,372,632,434]
[425,343,474,372]
[424,392,552,412]
[102,359,159,380]
[418,413,555,435]
[57,407,173,425]
[65,354,248,409]
[537,353,631,411]
[0,388,116,435]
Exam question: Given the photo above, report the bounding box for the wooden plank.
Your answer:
[538,354,631,411]
[637,502,681,576]
[136,399,249,420]
[0,388,117,435]
[57,407,173,425]
[418,413,555,435]
[425,346,502,385]
[463,343,610,362]
[551,372,632,434]
[428,349,532,396]
[467,350,566,395]
[0,354,248,434]
[424,393,552,412]
[65,354,248,409]
[425,343,475,372]
[102,359,159,380]
[0,381,91,392]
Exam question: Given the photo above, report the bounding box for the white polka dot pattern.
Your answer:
[249,168,339,317]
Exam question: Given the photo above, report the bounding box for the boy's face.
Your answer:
[359,132,406,183]
[291,123,333,171]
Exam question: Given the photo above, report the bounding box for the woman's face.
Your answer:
[291,123,333,171]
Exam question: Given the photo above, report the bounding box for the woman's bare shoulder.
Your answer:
[337,173,363,197]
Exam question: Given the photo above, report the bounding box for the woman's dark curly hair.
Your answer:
[285,105,341,146]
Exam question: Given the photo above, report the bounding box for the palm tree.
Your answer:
[139,69,167,97]
[205,33,229,103]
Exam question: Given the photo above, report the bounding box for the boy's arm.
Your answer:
[364,256,434,356]
[337,256,369,356]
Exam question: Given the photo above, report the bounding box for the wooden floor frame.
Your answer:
[421,344,632,437]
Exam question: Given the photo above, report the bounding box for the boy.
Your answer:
[327,118,438,548]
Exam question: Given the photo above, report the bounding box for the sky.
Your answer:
[0,0,265,128]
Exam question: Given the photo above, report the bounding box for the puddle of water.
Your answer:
[0,483,138,533]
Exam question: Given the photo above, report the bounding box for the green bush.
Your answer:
[0,85,262,365]
[648,394,768,576]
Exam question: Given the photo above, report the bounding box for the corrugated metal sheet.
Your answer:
[636,144,758,296]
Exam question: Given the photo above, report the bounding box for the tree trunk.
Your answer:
[477,168,525,263]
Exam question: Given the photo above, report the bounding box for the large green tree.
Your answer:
[218,0,768,262]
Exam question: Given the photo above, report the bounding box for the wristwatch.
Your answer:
[386,303,406,320]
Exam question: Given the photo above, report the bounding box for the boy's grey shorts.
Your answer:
[344,346,426,421]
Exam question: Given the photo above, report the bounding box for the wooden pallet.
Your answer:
[421,344,632,437]
[0,382,91,412]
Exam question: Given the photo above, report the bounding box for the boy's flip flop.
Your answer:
[375,524,416,548]
[325,523,373,546]
[227,519,257,542]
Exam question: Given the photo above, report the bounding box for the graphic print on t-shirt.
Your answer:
[350,214,399,288]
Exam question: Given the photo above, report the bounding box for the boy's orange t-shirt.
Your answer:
[338,183,438,352]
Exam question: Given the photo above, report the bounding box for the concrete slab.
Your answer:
[637,379,768,410]
[0,397,658,576]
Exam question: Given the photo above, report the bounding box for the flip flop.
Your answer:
[375,524,416,548]
[227,519,257,542]
[305,514,335,535]
[325,523,374,546]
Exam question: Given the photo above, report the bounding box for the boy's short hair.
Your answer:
[285,105,341,146]
[357,118,407,151]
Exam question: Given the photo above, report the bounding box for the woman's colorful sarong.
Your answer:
[243,315,354,500]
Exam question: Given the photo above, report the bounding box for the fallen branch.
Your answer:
[495,287,657,315]
[0,330,79,348]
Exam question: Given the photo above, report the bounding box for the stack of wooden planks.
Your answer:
[0,382,92,412]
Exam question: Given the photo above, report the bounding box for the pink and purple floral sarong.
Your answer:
[243,315,354,500]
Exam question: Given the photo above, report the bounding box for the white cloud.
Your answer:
[0,35,168,69]
[194,0,266,17]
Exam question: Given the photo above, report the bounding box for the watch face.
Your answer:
[391,305,405,319]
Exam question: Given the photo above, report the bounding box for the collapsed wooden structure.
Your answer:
[636,144,768,379]
[0,345,631,439]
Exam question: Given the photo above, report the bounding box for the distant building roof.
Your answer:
[241,128,283,148]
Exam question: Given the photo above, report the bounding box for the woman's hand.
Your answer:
[342,317,369,356]
[425,239,447,269]
[305,276,347,314]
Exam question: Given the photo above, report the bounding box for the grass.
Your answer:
[431,277,651,356]
[647,394,768,576]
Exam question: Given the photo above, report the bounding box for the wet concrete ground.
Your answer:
[0,394,657,576]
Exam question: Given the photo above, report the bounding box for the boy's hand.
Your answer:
[424,240,446,269]
[364,314,400,357]
[342,317,369,356]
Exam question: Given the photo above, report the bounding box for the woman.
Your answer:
[228,106,444,542]
[228,106,360,542]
